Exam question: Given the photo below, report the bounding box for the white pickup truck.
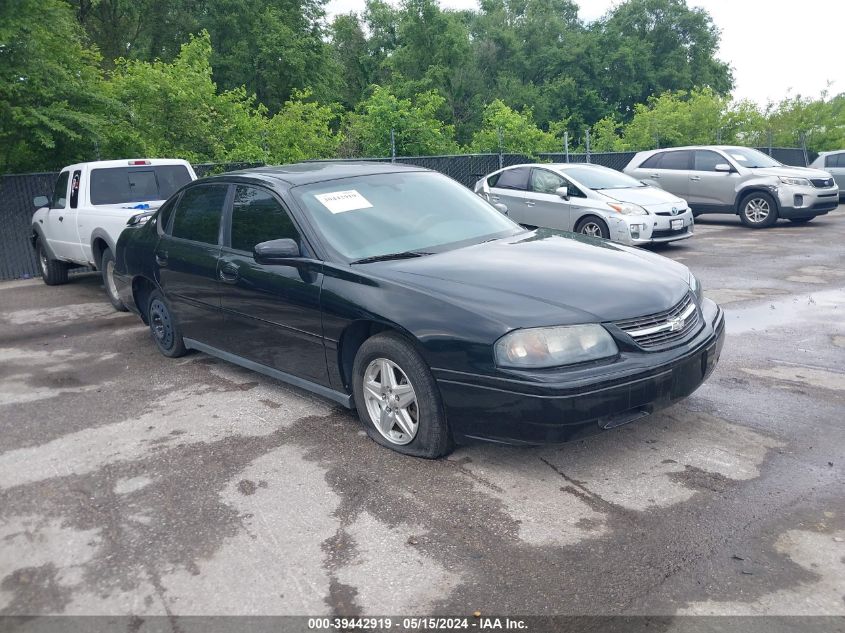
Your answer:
[30,159,196,310]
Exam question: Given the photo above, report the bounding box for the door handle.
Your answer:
[58,216,64,222]
[155,251,168,266]
[525,201,535,207]
[650,174,660,178]
[491,196,500,202]
[690,176,701,181]
[219,264,239,283]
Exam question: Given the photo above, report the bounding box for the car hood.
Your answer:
[749,166,832,179]
[599,186,688,211]
[370,230,692,325]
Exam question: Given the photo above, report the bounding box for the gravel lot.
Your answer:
[1,210,843,625]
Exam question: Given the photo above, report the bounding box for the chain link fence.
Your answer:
[0,147,812,281]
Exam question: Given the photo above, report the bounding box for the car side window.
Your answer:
[693,150,724,172]
[70,170,81,208]
[486,173,500,187]
[640,153,664,169]
[494,167,530,191]
[51,171,69,209]
[230,185,299,253]
[827,153,844,168]
[530,169,565,194]
[657,150,692,170]
[169,184,228,245]
[156,195,180,236]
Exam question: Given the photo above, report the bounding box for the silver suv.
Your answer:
[624,146,839,227]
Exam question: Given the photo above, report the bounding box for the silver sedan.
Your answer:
[475,163,694,246]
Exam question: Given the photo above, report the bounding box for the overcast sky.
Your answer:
[324,0,844,106]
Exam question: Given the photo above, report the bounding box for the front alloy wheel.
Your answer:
[739,192,778,228]
[352,332,451,458]
[362,358,419,445]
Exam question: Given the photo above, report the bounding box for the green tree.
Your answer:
[102,32,267,163]
[618,87,726,149]
[343,85,458,157]
[469,99,558,155]
[0,0,111,172]
[266,90,342,163]
[596,0,733,117]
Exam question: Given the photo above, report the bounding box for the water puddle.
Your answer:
[725,288,844,334]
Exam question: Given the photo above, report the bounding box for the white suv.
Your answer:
[30,159,196,309]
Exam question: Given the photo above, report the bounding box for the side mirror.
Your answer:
[714,163,732,173]
[254,238,301,264]
[33,195,49,208]
[555,186,570,201]
[493,203,508,216]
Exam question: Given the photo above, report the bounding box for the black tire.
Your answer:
[147,289,186,358]
[100,248,127,311]
[788,217,814,224]
[352,332,451,458]
[575,216,610,239]
[738,191,778,228]
[37,241,68,286]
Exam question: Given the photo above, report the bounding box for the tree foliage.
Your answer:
[0,0,110,172]
[343,86,459,157]
[2,0,842,173]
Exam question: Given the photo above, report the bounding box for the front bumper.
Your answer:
[776,184,839,218]
[611,211,695,245]
[437,302,725,446]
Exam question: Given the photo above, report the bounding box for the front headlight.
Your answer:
[778,176,810,186]
[689,274,703,302]
[607,202,648,216]
[494,324,618,369]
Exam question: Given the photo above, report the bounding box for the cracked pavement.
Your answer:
[1,209,844,622]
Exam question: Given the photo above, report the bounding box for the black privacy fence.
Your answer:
[0,148,810,281]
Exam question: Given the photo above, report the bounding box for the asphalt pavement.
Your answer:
[0,210,843,626]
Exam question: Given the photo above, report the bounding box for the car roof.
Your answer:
[202,161,430,187]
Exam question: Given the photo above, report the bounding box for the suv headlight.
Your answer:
[778,176,810,186]
[495,324,618,369]
[689,274,703,302]
[607,202,648,216]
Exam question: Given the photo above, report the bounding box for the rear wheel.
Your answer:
[100,248,127,311]
[575,216,610,239]
[352,332,451,458]
[147,290,186,358]
[738,192,778,228]
[37,241,68,286]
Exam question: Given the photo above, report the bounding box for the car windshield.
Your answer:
[292,171,521,262]
[562,166,646,190]
[724,148,782,168]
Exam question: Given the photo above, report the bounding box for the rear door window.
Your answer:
[229,186,299,253]
[90,165,192,205]
[657,150,692,170]
[51,171,69,209]
[169,184,228,245]
[640,153,664,169]
[827,153,845,168]
[494,167,530,191]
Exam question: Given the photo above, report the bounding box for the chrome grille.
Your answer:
[615,294,701,349]
[811,177,834,188]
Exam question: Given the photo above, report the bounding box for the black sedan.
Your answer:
[114,162,725,458]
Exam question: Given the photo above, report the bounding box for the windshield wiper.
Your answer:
[350,251,433,264]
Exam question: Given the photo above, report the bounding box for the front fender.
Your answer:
[734,177,780,211]
[29,222,58,260]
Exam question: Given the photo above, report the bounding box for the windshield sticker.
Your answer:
[314,190,373,214]
[731,154,748,161]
